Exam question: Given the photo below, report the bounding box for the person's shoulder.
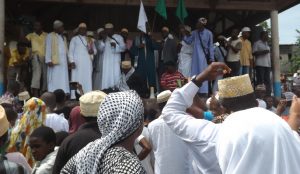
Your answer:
[148,118,163,129]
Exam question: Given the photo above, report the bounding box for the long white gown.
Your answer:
[178,40,193,78]
[68,35,96,93]
[100,34,125,90]
[45,33,70,93]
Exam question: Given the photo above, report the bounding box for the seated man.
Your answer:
[119,60,148,98]
[160,61,186,91]
[29,126,57,174]
[41,92,69,132]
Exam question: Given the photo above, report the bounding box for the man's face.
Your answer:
[166,65,176,73]
[121,32,128,39]
[34,22,42,32]
[78,27,87,36]
[242,31,250,39]
[196,22,204,30]
[56,26,64,34]
[17,46,26,55]
[105,28,114,37]
[261,32,269,41]
[231,29,239,38]
[29,137,54,161]
[265,97,273,109]
[161,30,169,38]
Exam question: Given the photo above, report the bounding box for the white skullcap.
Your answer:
[97,28,104,34]
[105,23,114,29]
[157,90,172,104]
[121,28,129,33]
[162,27,169,32]
[80,91,107,117]
[217,35,227,40]
[78,23,87,28]
[241,27,251,32]
[184,25,192,33]
[18,91,30,101]
[121,61,132,69]
[53,20,64,29]
[198,17,208,25]
[87,31,94,37]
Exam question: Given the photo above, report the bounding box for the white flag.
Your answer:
[137,1,148,33]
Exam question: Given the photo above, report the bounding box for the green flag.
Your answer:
[155,0,167,20]
[176,0,188,23]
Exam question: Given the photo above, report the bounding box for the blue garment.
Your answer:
[240,66,250,75]
[184,29,214,94]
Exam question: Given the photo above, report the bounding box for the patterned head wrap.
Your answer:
[69,90,144,173]
[7,97,46,166]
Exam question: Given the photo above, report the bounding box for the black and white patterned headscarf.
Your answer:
[68,90,144,173]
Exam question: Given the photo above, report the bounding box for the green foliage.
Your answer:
[259,21,271,34]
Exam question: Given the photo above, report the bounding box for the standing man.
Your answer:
[120,28,133,62]
[239,27,253,75]
[69,23,96,93]
[253,31,272,95]
[93,28,105,90]
[178,25,193,78]
[160,27,178,76]
[213,35,227,92]
[131,31,159,92]
[226,29,242,77]
[26,21,48,97]
[184,18,214,96]
[45,20,70,94]
[100,23,125,90]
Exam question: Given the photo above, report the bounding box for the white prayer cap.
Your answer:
[217,35,227,40]
[87,31,94,37]
[80,91,107,117]
[78,23,87,28]
[241,27,251,32]
[105,23,114,29]
[97,28,104,34]
[121,61,132,69]
[198,17,208,25]
[121,28,129,33]
[53,20,64,29]
[0,106,9,136]
[162,26,169,32]
[184,25,192,33]
[157,90,172,104]
[18,91,30,101]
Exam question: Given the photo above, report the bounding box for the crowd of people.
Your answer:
[1,16,300,174]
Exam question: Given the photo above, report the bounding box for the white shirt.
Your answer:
[148,117,200,174]
[226,39,242,62]
[253,40,271,67]
[162,82,222,174]
[44,113,69,132]
[293,73,300,86]
[32,148,58,174]
[134,127,154,174]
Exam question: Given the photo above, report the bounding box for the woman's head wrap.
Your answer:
[70,90,144,173]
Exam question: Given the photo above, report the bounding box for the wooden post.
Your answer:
[0,0,5,95]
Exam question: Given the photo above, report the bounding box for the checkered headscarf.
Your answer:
[70,90,144,173]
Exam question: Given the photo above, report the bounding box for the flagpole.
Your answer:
[151,13,157,33]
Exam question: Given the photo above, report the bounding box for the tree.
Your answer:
[290,30,300,72]
[259,21,271,34]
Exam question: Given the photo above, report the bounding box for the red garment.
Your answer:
[160,71,185,91]
[69,106,86,134]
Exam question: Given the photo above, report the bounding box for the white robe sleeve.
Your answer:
[98,40,105,53]
[92,41,97,55]
[68,37,76,63]
[162,82,220,144]
[114,35,126,53]
[45,34,52,63]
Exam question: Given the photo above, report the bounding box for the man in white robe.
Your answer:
[45,20,70,93]
[93,28,105,90]
[68,23,97,93]
[162,63,300,174]
[178,25,193,78]
[148,90,201,174]
[100,23,125,89]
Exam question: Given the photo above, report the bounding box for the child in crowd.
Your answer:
[160,61,186,91]
[29,126,58,174]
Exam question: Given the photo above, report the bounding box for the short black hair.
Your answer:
[164,61,176,67]
[30,126,56,144]
[53,89,66,103]
[220,93,257,112]
[3,106,17,123]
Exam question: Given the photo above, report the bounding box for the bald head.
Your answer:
[40,92,56,111]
